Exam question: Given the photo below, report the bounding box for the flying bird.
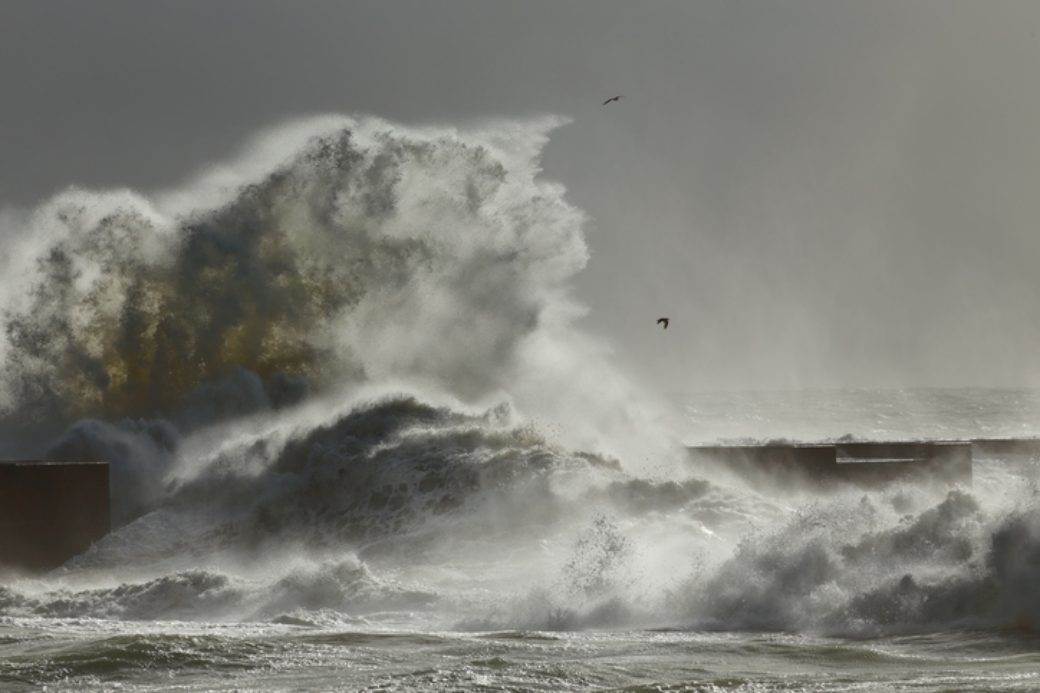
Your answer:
[602,95,623,105]
[657,318,670,329]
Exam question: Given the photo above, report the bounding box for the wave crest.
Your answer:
[0,117,586,426]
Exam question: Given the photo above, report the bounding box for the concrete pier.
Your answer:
[689,441,973,489]
[971,438,1040,458]
[0,461,109,571]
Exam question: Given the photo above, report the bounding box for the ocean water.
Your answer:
[4,622,1040,691]
[2,117,1040,690]
[682,387,1040,445]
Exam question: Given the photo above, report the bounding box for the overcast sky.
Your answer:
[3,0,1040,393]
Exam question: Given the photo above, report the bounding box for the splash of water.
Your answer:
[1,117,591,420]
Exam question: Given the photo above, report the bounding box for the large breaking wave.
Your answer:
[1,115,1039,637]
[0,116,594,426]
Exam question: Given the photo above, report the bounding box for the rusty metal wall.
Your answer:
[0,461,110,571]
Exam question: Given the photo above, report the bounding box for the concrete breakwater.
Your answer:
[0,461,109,571]
[686,439,1040,490]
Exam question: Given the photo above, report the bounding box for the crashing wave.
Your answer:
[1,114,1037,637]
[0,556,432,623]
[1,117,583,423]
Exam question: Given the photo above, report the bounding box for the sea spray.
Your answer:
[0,115,671,465]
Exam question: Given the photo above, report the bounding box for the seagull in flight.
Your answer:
[657,317,670,330]
[602,95,623,105]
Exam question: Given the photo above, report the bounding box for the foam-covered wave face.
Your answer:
[0,388,746,628]
[2,384,1038,636]
[0,557,434,623]
[67,394,629,566]
[677,480,1040,635]
[0,116,589,430]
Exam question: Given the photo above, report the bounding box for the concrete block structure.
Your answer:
[689,441,973,490]
[971,438,1040,458]
[0,461,110,571]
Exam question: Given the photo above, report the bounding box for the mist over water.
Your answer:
[2,116,1040,689]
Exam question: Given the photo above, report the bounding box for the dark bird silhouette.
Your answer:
[602,95,623,105]
[657,317,670,329]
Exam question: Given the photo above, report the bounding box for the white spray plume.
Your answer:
[0,114,680,468]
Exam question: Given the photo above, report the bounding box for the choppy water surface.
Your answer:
[4,621,1040,691]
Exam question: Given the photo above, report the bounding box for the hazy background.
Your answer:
[2,0,1039,394]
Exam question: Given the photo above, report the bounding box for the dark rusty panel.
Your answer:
[0,461,109,571]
